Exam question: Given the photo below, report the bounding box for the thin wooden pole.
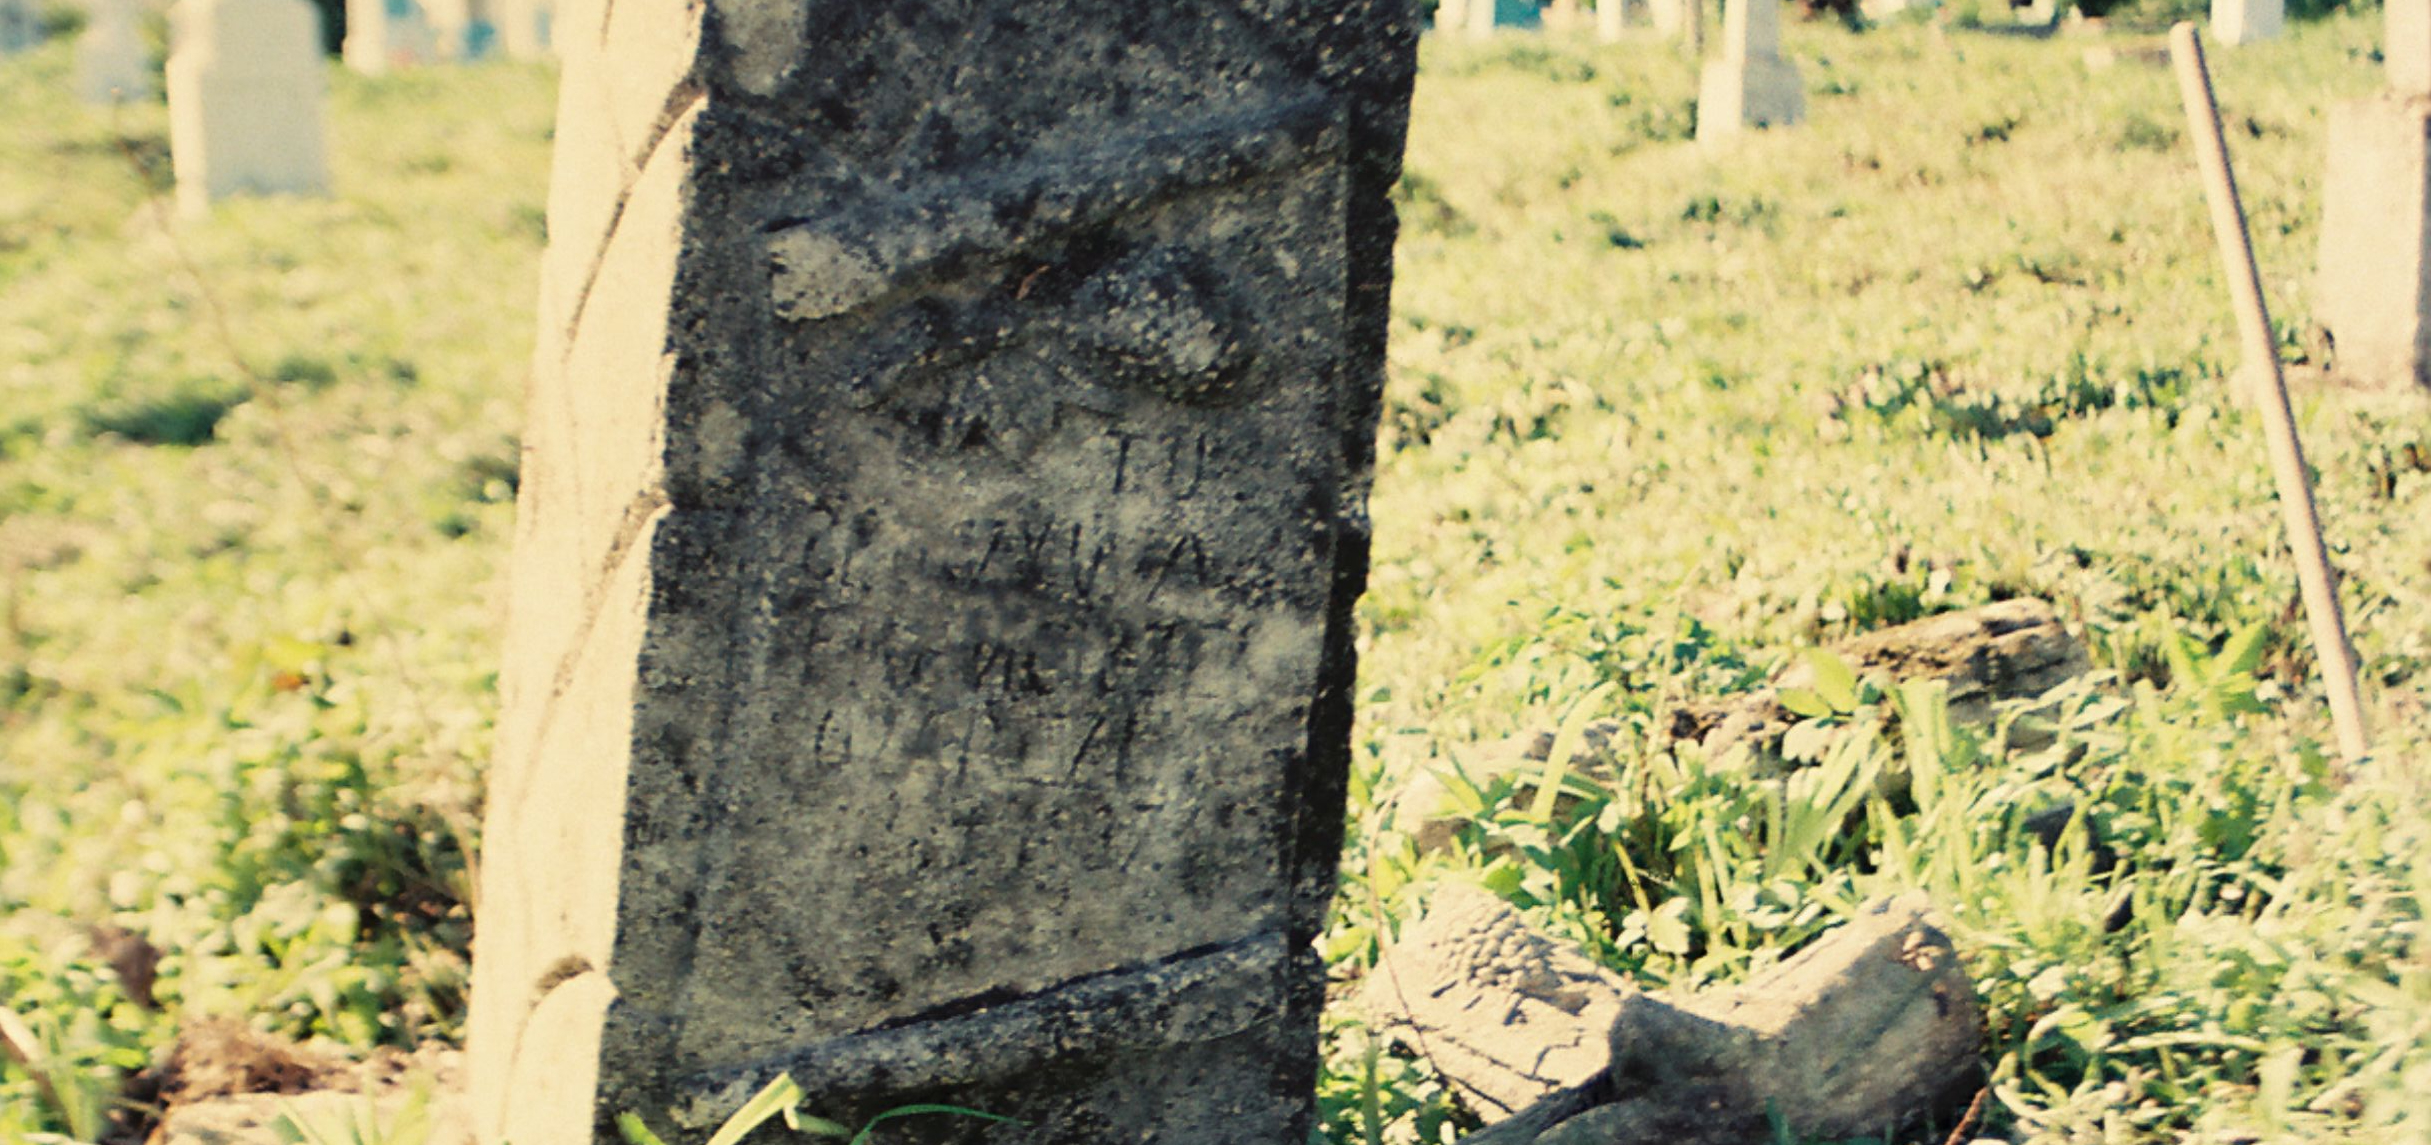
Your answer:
[2169,21,2372,766]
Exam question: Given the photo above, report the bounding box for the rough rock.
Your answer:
[1358,883,1636,1120]
[1450,896,1984,1145]
[1693,597,2089,761]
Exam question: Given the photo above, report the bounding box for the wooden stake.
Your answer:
[2169,22,2372,766]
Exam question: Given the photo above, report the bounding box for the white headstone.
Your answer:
[1652,0,1691,37]
[76,0,153,104]
[165,0,329,219]
[2315,0,2431,389]
[2391,0,2431,97]
[1597,0,1625,40]
[1437,0,1470,33]
[2211,0,2281,45]
[494,0,548,57]
[0,0,39,54]
[1696,0,1804,142]
[1467,0,1497,38]
[342,0,435,73]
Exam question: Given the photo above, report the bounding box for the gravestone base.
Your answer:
[2317,94,2431,390]
[2210,0,2281,44]
[1695,55,1805,142]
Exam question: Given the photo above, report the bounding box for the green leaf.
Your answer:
[1529,682,1614,820]
[2218,622,2270,678]
[707,1074,815,1145]
[616,1113,672,1145]
[846,1105,1025,1145]
[1779,688,1834,720]
[1645,898,1693,955]
[1802,648,1860,713]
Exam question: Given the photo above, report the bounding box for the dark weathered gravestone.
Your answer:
[461,2,1418,1144]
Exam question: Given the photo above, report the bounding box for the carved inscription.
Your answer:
[634,105,1360,1073]
[470,0,1416,1140]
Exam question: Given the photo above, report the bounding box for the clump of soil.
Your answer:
[111,1019,343,1143]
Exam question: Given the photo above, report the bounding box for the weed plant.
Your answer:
[1324,10,2431,1145]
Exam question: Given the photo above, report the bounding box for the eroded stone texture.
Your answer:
[463,2,1418,1143]
[1454,896,1983,1145]
[1358,884,1636,1121]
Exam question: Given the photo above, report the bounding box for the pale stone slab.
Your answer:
[2391,0,2431,97]
[2316,94,2431,390]
[494,0,549,58]
[463,2,1420,1144]
[2211,0,2281,45]
[1439,0,1472,33]
[76,0,154,104]
[165,0,329,219]
[1696,0,1803,144]
[1469,0,1499,38]
[1652,0,1689,38]
[1597,0,1625,40]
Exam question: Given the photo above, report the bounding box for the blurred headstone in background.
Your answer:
[76,0,154,103]
[1652,0,1691,39]
[1597,0,1626,40]
[492,0,545,58]
[342,0,434,73]
[2211,0,2281,43]
[420,0,489,60]
[2317,0,2431,389]
[1697,0,1804,142]
[0,0,39,53]
[166,0,329,218]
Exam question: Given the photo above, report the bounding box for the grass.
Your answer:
[2,8,2429,1144]
[0,41,545,1140]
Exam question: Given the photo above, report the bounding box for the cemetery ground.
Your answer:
[5,8,2431,1143]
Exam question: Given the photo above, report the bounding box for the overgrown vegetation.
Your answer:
[0,44,544,1140]
[3,8,2428,1145]
[1321,11,2431,1145]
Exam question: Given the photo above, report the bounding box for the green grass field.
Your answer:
[4,10,2430,1143]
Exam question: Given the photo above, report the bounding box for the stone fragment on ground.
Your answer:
[1389,599,2088,854]
[1405,895,1983,1145]
[1692,596,2088,761]
[1357,883,1637,1120]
